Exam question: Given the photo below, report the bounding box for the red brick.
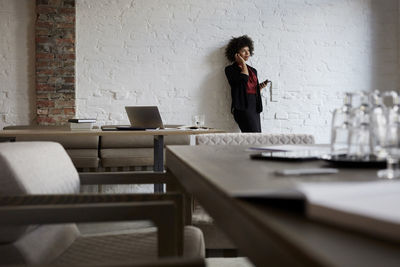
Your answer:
[48,0,62,6]
[63,0,75,8]
[48,77,64,84]
[63,77,75,83]
[37,6,57,14]
[37,116,56,124]
[63,31,75,39]
[55,100,75,107]
[36,84,55,91]
[59,7,75,14]
[36,21,54,28]
[37,69,54,76]
[37,100,55,107]
[36,61,50,67]
[49,108,63,115]
[56,23,74,29]
[52,14,75,24]
[55,38,74,45]
[36,77,49,83]
[36,36,51,43]
[36,53,54,59]
[49,93,62,100]
[63,108,75,115]
[36,28,51,36]
[63,61,74,68]
[36,61,61,68]
[56,69,74,76]
[37,0,50,4]
[36,93,50,99]
[57,54,75,59]
[61,93,75,99]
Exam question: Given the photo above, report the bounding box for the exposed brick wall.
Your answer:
[35,0,75,125]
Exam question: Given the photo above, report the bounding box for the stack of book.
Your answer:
[68,118,96,130]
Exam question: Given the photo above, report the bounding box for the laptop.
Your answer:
[116,106,164,130]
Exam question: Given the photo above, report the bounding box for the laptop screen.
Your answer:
[125,106,164,129]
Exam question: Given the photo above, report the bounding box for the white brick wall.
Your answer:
[0,0,399,144]
[0,0,35,129]
[76,0,399,143]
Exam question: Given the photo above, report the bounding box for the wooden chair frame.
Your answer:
[0,171,202,266]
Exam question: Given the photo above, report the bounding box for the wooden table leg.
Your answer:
[166,170,193,225]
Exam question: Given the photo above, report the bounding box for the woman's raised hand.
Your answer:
[235,53,246,69]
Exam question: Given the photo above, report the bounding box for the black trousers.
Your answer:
[233,94,261,133]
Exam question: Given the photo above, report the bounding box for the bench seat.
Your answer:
[2,125,99,169]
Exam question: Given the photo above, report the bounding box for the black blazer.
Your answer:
[225,63,263,113]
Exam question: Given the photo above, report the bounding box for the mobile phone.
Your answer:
[260,79,270,87]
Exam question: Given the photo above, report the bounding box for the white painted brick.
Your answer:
[274,112,289,120]
[1,0,399,145]
[0,0,35,129]
[109,112,125,121]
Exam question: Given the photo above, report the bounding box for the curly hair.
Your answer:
[225,35,254,62]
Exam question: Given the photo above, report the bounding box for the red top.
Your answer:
[246,67,258,94]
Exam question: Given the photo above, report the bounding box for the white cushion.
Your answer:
[53,226,204,265]
[206,257,255,267]
[0,142,80,196]
[0,142,80,263]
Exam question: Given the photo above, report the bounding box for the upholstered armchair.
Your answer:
[0,142,205,266]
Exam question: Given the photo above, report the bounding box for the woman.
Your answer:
[224,35,268,132]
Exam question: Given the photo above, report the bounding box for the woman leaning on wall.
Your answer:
[224,35,269,133]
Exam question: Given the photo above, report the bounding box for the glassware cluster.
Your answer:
[330,90,400,179]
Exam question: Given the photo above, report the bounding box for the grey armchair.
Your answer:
[0,141,205,266]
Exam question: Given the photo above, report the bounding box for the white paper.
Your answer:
[249,144,330,152]
[297,180,400,226]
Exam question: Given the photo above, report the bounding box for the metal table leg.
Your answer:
[154,135,164,192]
[0,137,16,142]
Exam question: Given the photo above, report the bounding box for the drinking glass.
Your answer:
[370,91,387,158]
[330,92,353,155]
[192,114,205,127]
[377,121,400,179]
[387,91,400,126]
[347,91,372,160]
[377,91,400,179]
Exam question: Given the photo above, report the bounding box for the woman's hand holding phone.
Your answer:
[235,53,246,69]
[235,53,249,75]
[260,79,270,89]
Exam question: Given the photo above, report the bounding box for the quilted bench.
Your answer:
[196,133,315,146]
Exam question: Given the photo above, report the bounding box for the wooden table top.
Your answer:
[0,128,224,137]
[166,145,400,267]
[167,145,379,195]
